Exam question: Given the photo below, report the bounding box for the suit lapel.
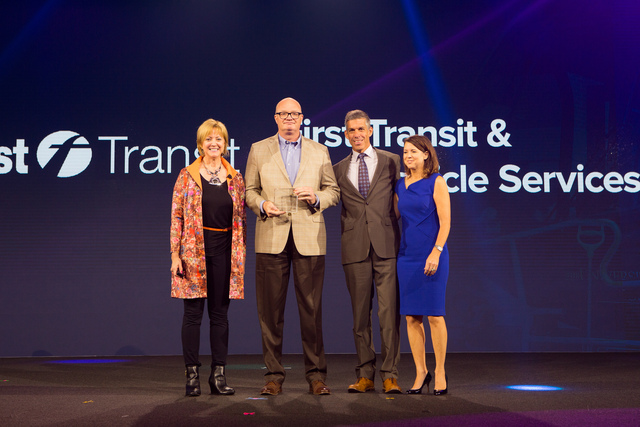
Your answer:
[337,154,360,197]
[368,148,386,193]
[293,137,311,187]
[267,136,290,184]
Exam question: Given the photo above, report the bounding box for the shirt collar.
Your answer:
[351,144,375,161]
[278,133,301,147]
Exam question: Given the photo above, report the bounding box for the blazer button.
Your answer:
[288,212,292,216]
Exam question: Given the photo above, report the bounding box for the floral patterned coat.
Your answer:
[170,156,246,299]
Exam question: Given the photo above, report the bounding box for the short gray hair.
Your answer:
[344,109,371,129]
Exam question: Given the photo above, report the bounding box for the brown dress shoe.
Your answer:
[348,377,375,393]
[260,381,282,395]
[309,380,331,395]
[383,378,402,394]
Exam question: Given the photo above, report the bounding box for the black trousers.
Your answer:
[181,249,231,367]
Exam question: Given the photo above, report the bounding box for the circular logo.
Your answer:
[37,131,92,177]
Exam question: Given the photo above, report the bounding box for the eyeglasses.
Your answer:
[275,112,302,119]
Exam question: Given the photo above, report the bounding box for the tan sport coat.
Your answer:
[245,134,340,256]
[333,148,401,264]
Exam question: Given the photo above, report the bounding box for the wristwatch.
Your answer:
[434,245,443,252]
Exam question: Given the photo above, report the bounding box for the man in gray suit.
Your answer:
[245,97,340,396]
[333,109,402,394]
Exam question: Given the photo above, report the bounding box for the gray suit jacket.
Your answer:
[245,134,340,256]
[333,148,401,265]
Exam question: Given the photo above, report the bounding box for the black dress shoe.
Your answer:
[210,365,235,395]
[185,365,201,397]
[433,374,448,396]
[406,372,432,394]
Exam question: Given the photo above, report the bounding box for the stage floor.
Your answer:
[1,353,639,426]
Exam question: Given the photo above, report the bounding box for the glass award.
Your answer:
[274,187,298,213]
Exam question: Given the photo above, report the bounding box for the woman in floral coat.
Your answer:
[170,119,246,397]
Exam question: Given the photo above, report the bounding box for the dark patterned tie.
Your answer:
[358,153,370,198]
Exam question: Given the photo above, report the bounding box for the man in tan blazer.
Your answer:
[245,97,340,396]
[333,110,402,394]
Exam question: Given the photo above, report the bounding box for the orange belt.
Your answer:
[203,226,231,232]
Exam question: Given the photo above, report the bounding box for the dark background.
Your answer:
[1,0,639,357]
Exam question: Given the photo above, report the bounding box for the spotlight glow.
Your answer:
[507,385,563,391]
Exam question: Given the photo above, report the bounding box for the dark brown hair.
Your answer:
[403,135,440,178]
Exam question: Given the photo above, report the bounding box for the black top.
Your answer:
[201,175,233,256]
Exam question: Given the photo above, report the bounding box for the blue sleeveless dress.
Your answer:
[396,173,449,316]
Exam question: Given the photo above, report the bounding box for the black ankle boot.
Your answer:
[185,365,201,397]
[210,365,235,395]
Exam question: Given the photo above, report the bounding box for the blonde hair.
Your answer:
[196,119,229,157]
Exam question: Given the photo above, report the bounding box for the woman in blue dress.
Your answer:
[394,135,451,395]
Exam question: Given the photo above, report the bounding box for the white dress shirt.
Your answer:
[347,144,377,193]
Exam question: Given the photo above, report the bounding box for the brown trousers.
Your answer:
[343,245,400,381]
[255,230,327,385]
